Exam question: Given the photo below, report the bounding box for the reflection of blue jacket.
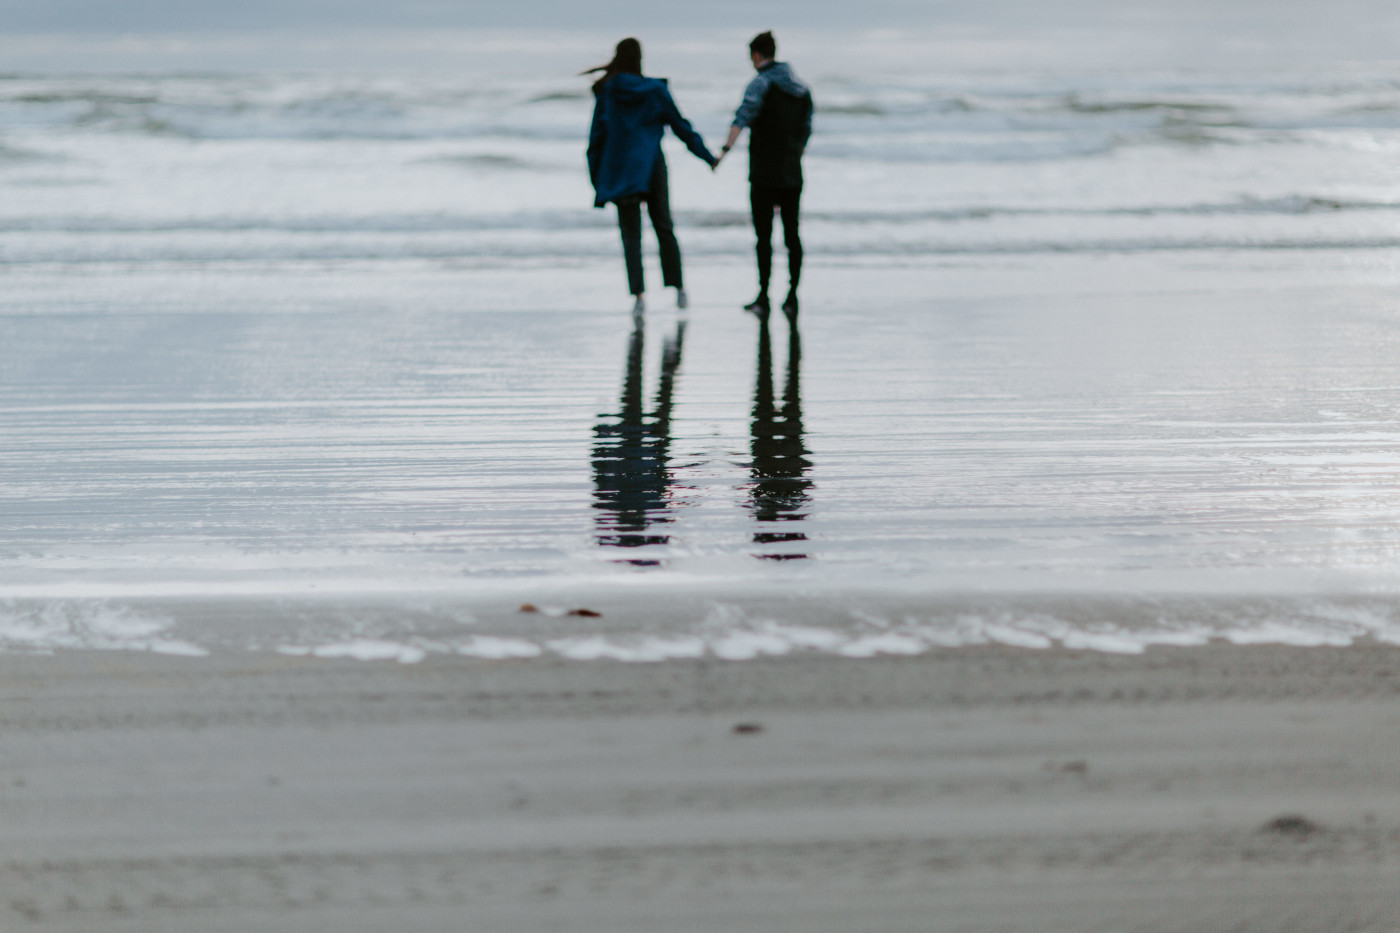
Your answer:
[588,73,717,208]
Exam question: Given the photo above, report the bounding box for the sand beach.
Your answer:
[5,644,1400,931]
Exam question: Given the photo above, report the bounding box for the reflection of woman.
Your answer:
[591,315,687,561]
[584,38,718,313]
[747,315,812,559]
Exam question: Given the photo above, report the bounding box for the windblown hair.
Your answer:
[581,37,643,93]
[749,31,776,60]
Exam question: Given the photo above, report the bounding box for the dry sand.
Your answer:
[4,645,1400,931]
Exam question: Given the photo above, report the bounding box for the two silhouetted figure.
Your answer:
[591,312,810,562]
[587,33,813,317]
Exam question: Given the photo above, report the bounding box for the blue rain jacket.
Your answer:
[588,73,716,208]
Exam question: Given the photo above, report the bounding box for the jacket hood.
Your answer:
[762,62,809,98]
[601,72,665,105]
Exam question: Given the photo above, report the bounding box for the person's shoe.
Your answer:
[631,294,646,313]
[676,289,688,310]
[743,294,770,314]
[781,290,798,316]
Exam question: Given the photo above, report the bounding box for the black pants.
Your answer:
[616,156,682,296]
[750,183,802,298]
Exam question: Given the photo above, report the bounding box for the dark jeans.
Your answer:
[616,156,682,296]
[750,183,802,298]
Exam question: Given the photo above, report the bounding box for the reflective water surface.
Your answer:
[747,314,812,560]
[592,316,688,559]
[7,42,1400,656]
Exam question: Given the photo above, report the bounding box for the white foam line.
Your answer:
[12,597,1400,661]
[1223,622,1355,647]
[837,632,928,657]
[307,640,428,663]
[546,636,707,662]
[457,636,543,659]
[1060,631,1147,654]
[981,625,1055,650]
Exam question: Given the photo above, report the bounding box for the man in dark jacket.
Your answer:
[717,31,813,317]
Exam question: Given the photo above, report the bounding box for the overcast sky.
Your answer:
[2,1,1398,72]
[4,1,954,33]
[0,0,1390,36]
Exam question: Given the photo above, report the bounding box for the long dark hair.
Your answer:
[581,37,642,93]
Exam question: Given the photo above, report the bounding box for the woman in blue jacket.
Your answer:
[585,38,718,312]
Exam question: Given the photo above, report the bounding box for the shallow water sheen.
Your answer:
[6,254,1400,656]
[7,51,1400,656]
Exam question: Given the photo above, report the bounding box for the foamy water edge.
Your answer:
[6,596,1400,662]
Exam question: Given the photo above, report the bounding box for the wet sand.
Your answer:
[5,645,1400,931]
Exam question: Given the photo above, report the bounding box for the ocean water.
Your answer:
[8,31,1400,658]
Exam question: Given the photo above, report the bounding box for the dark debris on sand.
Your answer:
[1261,814,1324,837]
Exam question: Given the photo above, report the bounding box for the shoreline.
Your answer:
[5,645,1400,931]
[11,589,1400,660]
[7,642,1400,725]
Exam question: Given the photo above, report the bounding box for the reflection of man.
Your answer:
[716,31,813,317]
[591,316,686,563]
[747,315,812,559]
